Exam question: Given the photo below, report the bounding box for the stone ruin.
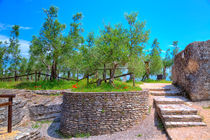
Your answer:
[60,91,149,136]
[172,40,210,101]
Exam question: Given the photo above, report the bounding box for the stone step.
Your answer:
[150,90,181,96]
[149,88,171,91]
[154,97,186,104]
[157,104,198,115]
[162,115,202,122]
[165,121,206,128]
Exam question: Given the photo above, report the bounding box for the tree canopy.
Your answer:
[0,6,180,84]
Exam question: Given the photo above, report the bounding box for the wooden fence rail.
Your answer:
[0,94,16,133]
[0,72,79,82]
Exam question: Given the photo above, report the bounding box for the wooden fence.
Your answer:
[0,72,79,82]
[0,70,135,86]
[0,94,16,133]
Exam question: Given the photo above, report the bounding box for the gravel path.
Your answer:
[41,95,169,140]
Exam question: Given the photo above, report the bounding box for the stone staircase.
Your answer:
[146,84,207,128]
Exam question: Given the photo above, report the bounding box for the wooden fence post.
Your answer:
[35,71,37,82]
[14,71,17,81]
[27,73,29,81]
[68,71,70,79]
[87,75,89,85]
[133,73,135,87]
[38,71,41,81]
[8,97,13,133]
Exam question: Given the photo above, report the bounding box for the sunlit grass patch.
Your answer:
[0,79,142,92]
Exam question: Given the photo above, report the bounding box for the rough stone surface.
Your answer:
[32,89,71,95]
[0,89,62,128]
[28,97,62,121]
[60,91,149,136]
[15,128,41,140]
[172,40,210,101]
[0,98,27,128]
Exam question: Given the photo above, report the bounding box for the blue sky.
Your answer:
[0,0,210,58]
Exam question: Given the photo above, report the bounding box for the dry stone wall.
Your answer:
[172,40,210,101]
[60,91,149,136]
[0,89,62,128]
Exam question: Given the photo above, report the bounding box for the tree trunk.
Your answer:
[76,70,79,81]
[50,60,57,80]
[35,71,37,82]
[129,70,133,81]
[133,73,135,87]
[27,73,29,81]
[57,70,59,81]
[95,70,98,79]
[68,71,70,79]
[72,71,76,79]
[163,67,166,80]
[87,74,89,86]
[145,61,150,80]
[109,64,117,85]
[97,79,102,86]
[103,64,107,83]
[38,71,41,81]
[14,71,17,81]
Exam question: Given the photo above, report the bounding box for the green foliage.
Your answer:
[30,6,66,80]
[148,105,152,114]
[75,133,90,138]
[163,49,173,68]
[7,25,22,72]
[55,130,72,139]
[0,41,7,76]
[149,39,163,75]
[171,41,179,58]
[125,12,150,79]
[32,123,41,129]
[96,24,129,64]
[157,117,164,130]
[137,134,142,137]
[2,7,152,86]
[128,55,145,78]
[32,120,53,129]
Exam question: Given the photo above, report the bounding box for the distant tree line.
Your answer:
[0,6,179,85]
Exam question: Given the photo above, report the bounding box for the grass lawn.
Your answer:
[0,80,142,92]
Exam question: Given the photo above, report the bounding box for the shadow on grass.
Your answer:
[13,80,76,90]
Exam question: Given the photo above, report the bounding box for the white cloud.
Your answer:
[143,48,152,52]
[0,23,12,31]
[19,26,32,30]
[0,23,32,31]
[0,34,31,58]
